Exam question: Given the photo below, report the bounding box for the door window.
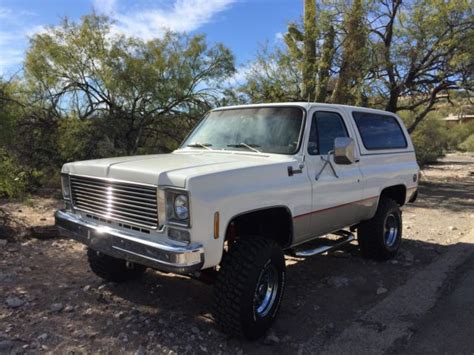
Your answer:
[308,111,348,155]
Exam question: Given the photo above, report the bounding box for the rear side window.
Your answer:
[352,112,407,150]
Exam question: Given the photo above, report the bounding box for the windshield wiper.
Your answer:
[187,143,213,150]
[227,142,261,153]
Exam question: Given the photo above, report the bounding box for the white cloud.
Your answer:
[275,32,284,42]
[93,0,117,14]
[0,48,24,72]
[0,32,16,46]
[25,25,47,38]
[95,0,237,39]
[0,7,38,76]
[0,0,237,75]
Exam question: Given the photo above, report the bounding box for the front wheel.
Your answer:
[87,248,147,282]
[213,236,286,339]
[358,198,402,260]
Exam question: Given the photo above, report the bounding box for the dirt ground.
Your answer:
[0,153,473,354]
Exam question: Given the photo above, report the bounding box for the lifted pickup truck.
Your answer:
[55,103,419,339]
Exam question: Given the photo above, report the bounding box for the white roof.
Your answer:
[213,102,396,116]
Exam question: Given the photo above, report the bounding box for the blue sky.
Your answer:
[0,0,302,78]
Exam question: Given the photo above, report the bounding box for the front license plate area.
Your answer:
[87,228,114,250]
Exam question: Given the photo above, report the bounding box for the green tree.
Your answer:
[239,46,302,103]
[242,0,472,135]
[369,0,474,132]
[0,79,22,147]
[0,79,34,197]
[243,1,355,104]
[25,15,235,155]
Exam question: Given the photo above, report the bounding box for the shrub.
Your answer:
[445,121,474,151]
[0,149,28,198]
[58,118,117,163]
[459,134,474,152]
[410,117,448,166]
[399,111,448,166]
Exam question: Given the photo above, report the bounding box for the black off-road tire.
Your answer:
[358,197,402,260]
[87,248,147,282]
[213,236,286,340]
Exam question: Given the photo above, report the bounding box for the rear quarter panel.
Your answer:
[342,107,419,219]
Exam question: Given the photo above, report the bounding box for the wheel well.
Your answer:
[380,185,406,206]
[225,207,293,248]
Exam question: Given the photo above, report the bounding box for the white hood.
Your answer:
[62,150,295,187]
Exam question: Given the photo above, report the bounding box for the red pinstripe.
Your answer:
[293,196,379,219]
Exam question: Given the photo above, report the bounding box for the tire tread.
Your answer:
[213,237,283,339]
[87,248,146,282]
[358,198,402,260]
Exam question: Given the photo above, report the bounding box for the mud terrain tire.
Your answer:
[358,197,402,260]
[213,236,286,340]
[87,248,146,282]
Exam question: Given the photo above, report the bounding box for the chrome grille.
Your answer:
[70,175,158,229]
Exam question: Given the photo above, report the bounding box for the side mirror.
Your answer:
[334,137,356,165]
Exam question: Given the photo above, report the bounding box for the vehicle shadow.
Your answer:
[90,237,464,353]
[3,228,472,354]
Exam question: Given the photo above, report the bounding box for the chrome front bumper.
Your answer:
[55,210,204,274]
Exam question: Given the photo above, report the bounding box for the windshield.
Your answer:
[182,107,304,155]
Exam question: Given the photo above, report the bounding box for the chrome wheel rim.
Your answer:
[384,214,399,247]
[254,264,279,318]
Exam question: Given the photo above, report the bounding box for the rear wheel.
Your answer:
[213,236,286,339]
[358,198,402,260]
[87,248,146,282]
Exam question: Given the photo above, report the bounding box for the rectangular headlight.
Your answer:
[61,174,71,200]
[163,189,190,227]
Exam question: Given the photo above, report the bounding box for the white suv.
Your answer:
[56,103,419,339]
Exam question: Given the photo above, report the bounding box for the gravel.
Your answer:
[50,303,64,312]
[37,333,49,342]
[0,340,15,352]
[5,297,25,308]
[264,332,280,345]
[326,276,350,288]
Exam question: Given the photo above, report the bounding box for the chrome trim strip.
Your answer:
[72,186,156,204]
[112,246,201,267]
[68,173,158,187]
[75,206,158,228]
[76,197,156,222]
[70,181,156,198]
[73,192,157,211]
[55,210,204,274]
